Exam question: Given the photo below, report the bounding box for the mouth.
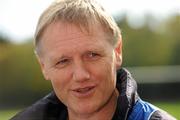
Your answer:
[72,86,96,98]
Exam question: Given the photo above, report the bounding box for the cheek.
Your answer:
[90,58,116,86]
[99,58,116,77]
[49,69,71,85]
[91,60,117,103]
[49,70,72,101]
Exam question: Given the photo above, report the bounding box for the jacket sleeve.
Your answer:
[149,110,177,120]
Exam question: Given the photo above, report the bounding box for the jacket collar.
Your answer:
[112,68,139,120]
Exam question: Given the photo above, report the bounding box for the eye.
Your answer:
[86,51,101,60]
[89,52,99,57]
[55,58,70,68]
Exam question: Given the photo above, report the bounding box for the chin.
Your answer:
[70,103,98,115]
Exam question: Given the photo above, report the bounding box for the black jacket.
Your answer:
[11,68,176,120]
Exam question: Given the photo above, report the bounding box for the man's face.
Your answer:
[38,21,122,115]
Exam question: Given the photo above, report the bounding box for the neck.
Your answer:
[68,89,119,120]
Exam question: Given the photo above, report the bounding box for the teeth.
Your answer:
[77,88,91,92]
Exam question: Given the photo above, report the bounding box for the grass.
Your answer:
[0,102,179,120]
[0,109,20,120]
[153,102,180,119]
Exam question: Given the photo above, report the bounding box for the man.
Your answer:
[11,0,176,120]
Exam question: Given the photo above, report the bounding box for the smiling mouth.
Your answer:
[76,87,93,92]
[72,86,96,98]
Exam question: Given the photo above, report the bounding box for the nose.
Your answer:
[72,61,90,82]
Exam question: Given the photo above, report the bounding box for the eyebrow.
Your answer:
[54,55,70,61]
[49,44,106,61]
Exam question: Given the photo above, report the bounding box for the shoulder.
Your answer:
[128,99,176,120]
[150,110,176,120]
[10,92,67,120]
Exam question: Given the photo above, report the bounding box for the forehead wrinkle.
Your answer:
[49,37,102,56]
[42,21,112,46]
[42,22,92,45]
[47,36,108,62]
[40,21,113,60]
[53,21,92,39]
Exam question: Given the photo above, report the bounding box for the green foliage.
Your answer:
[116,14,180,66]
[0,33,9,44]
[0,42,51,107]
[165,15,180,64]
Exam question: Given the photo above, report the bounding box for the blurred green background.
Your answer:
[0,10,180,120]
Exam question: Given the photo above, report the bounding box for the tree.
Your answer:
[0,33,9,44]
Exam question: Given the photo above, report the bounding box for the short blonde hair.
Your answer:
[34,0,121,54]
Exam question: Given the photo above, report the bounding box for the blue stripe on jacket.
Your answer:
[128,99,159,120]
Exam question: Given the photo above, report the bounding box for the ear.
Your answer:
[36,55,50,80]
[114,38,122,69]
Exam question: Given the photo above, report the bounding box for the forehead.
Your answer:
[42,21,108,40]
[40,21,112,57]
